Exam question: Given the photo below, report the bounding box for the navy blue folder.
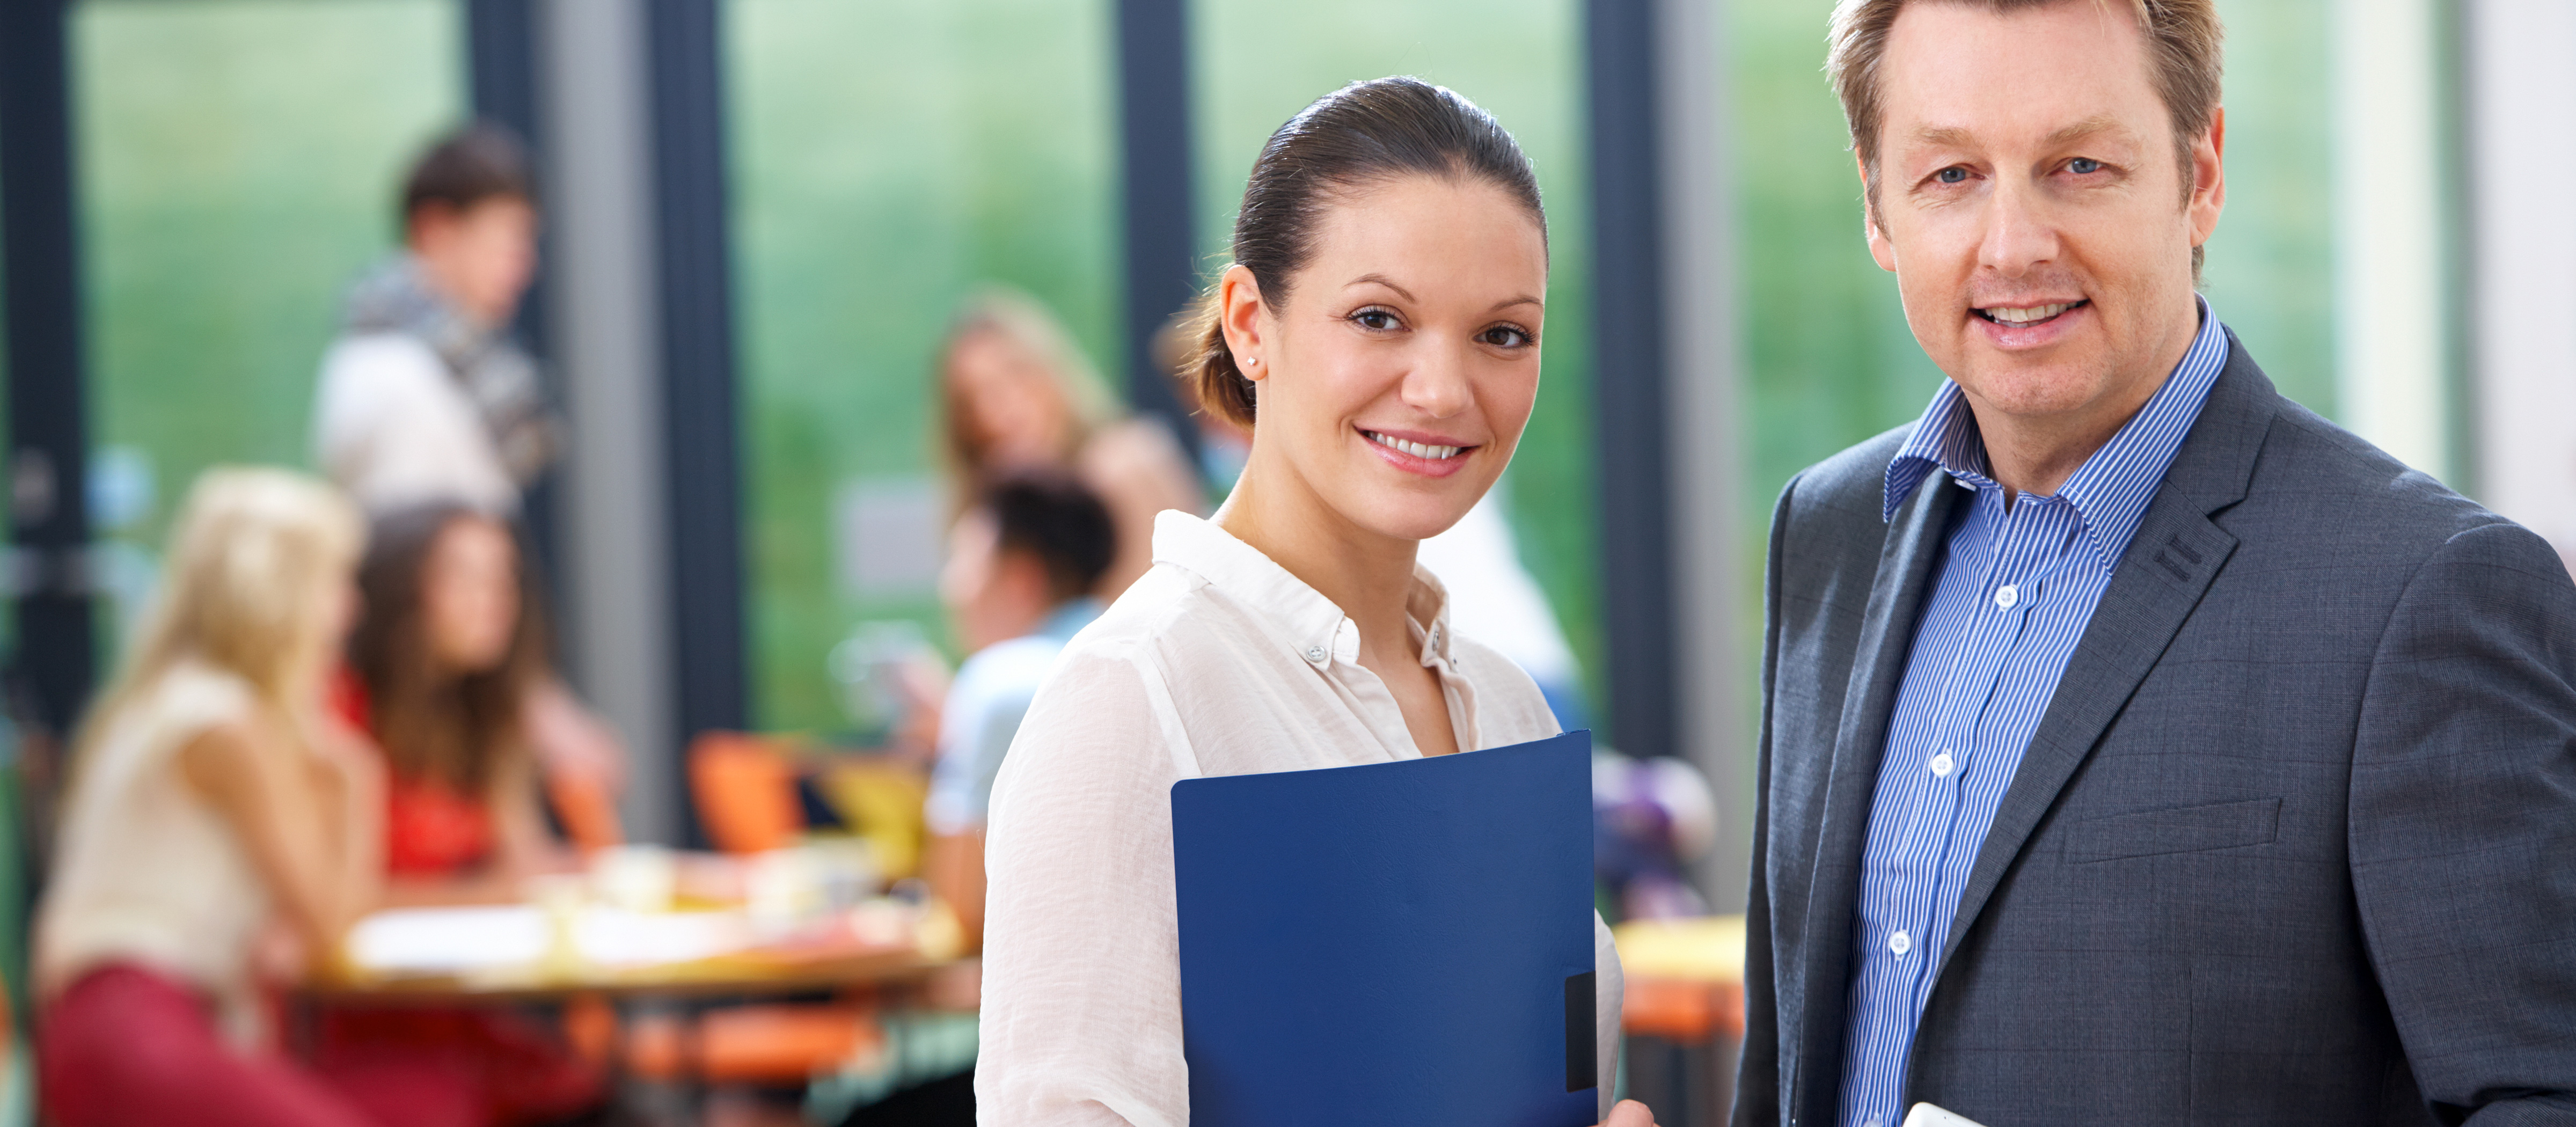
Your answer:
[1170,730,1598,1127]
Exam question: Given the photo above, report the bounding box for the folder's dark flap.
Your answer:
[1172,730,1597,1127]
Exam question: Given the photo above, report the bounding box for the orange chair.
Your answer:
[677,733,898,1088]
[1621,976,1745,1042]
[689,733,804,854]
[624,1003,884,1085]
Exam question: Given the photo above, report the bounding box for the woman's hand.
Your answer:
[523,677,628,794]
[1597,1099,1658,1127]
[248,917,315,985]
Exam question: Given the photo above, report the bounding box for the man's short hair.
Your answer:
[983,471,1115,604]
[401,122,533,223]
[1826,0,2223,270]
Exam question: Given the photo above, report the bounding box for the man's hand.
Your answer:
[1598,1099,1658,1126]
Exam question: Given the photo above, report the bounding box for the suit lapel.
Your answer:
[1792,471,1964,1124]
[1930,342,2281,982]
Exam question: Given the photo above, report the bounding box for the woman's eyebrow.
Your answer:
[1344,273,1417,302]
[1347,274,1541,314]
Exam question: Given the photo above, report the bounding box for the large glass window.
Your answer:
[1191,0,1603,716]
[727,0,1122,732]
[2193,0,2336,414]
[74,0,463,645]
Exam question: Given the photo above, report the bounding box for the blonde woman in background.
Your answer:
[32,470,462,1127]
[938,287,1205,598]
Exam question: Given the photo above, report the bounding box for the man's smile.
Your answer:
[1972,298,2089,326]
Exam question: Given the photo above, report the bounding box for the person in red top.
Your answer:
[324,503,602,1125]
[335,504,560,886]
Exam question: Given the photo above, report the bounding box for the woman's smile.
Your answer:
[1359,426,1478,477]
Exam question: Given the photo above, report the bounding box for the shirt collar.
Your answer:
[1883,297,2231,573]
[1148,510,1455,670]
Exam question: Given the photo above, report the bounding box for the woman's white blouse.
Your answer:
[979,511,1622,1125]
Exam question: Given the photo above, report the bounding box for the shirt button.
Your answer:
[1865,1117,1883,1127]
[1304,646,1326,662]
[1994,583,2019,609]
[1929,752,1955,777]
[1888,930,1912,956]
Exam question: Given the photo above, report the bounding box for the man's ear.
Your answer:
[2187,107,2227,250]
[1858,154,1898,273]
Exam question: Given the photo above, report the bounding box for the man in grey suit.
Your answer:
[1733,2,2576,1125]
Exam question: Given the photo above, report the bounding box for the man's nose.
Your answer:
[1977,176,2059,279]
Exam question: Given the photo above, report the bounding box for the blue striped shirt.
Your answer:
[1835,302,2230,1127]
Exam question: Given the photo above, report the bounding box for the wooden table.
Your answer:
[299,899,967,1121]
[308,932,945,1006]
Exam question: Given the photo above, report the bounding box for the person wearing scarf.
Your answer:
[314,123,555,518]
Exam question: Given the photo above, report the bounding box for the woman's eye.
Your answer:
[1936,166,1968,185]
[1481,325,1533,349]
[2068,157,2103,174]
[1352,308,1400,331]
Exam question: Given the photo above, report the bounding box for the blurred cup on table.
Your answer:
[590,844,677,913]
[525,872,588,975]
[745,848,824,937]
[803,838,882,913]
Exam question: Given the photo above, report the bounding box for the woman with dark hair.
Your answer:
[343,503,559,894]
[319,504,603,1126]
[977,78,1652,1126]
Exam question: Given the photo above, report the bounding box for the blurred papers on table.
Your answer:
[325,844,964,999]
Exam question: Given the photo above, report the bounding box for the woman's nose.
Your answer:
[1400,343,1474,418]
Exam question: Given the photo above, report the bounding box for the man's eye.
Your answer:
[2069,157,2103,174]
[1936,167,1968,184]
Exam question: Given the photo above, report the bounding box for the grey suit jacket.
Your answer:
[1732,334,2576,1127]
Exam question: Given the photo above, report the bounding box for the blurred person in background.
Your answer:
[312,121,627,845]
[32,469,441,1127]
[938,287,1204,599]
[340,503,582,898]
[921,470,1115,953]
[314,503,603,1127]
[316,123,549,517]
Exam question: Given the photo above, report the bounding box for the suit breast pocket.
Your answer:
[2064,796,2281,863]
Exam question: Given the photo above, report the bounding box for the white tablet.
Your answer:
[1900,1104,1989,1127]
